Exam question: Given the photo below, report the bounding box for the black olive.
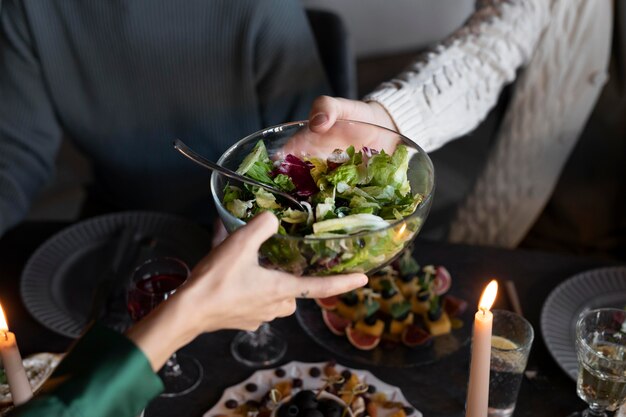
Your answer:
[428,307,443,321]
[302,409,324,417]
[225,399,238,409]
[292,378,303,388]
[416,290,430,302]
[309,367,321,377]
[274,368,286,377]
[340,369,352,380]
[400,273,414,283]
[293,390,318,410]
[367,385,377,394]
[318,400,342,417]
[364,314,378,326]
[285,405,300,417]
[403,406,415,415]
[382,287,398,299]
[245,383,258,392]
[340,292,358,306]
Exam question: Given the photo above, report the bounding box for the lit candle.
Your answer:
[0,303,32,405]
[465,280,498,417]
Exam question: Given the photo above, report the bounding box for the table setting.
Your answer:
[0,120,624,417]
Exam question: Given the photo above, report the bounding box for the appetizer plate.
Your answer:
[21,211,212,338]
[541,266,626,380]
[296,298,471,368]
[0,353,63,413]
[204,360,421,417]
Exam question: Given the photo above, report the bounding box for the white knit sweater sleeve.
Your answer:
[364,0,551,152]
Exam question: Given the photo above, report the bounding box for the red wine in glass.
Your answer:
[126,257,203,397]
[127,273,187,321]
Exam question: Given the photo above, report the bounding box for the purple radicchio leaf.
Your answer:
[272,154,318,197]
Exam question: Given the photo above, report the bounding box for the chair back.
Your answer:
[306,9,357,98]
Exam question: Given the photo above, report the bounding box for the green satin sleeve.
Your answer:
[8,323,164,417]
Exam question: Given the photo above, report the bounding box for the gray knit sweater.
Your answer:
[0,0,329,233]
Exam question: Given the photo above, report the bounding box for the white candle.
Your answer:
[0,303,32,406]
[466,280,498,417]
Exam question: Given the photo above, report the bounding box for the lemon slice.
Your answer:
[491,335,518,350]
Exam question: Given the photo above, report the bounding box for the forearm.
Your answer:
[125,292,200,372]
[8,324,163,417]
[365,0,551,151]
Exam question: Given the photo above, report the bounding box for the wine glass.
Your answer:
[209,120,434,367]
[570,308,626,417]
[127,257,203,397]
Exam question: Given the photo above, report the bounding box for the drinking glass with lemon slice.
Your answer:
[488,309,534,417]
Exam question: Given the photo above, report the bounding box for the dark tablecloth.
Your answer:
[0,222,621,417]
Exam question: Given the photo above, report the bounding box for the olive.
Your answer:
[302,409,324,417]
[245,383,258,392]
[364,314,378,326]
[340,292,358,306]
[400,273,414,283]
[382,287,398,299]
[225,399,238,409]
[403,406,415,415]
[292,378,303,388]
[428,306,443,321]
[309,367,321,377]
[274,368,286,378]
[293,390,318,410]
[340,369,352,380]
[367,385,377,394]
[277,404,299,417]
[318,399,342,417]
[416,290,430,302]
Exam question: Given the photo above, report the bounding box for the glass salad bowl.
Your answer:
[210,119,435,276]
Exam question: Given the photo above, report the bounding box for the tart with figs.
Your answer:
[316,249,467,350]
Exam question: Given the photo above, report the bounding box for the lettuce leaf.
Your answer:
[273,174,295,192]
[226,199,253,219]
[252,187,281,210]
[236,140,274,185]
[367,145,411,196]
[312,214,388,235]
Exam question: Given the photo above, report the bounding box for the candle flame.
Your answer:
[478,280,498,312]
[0,303,8,331]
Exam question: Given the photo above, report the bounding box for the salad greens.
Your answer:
[222,141,425,275]
[225,141,422,235]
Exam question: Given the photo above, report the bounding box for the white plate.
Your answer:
[540,266,626,380]
[204,360,421,417]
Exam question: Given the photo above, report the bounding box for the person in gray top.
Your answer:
[0,0,329,236]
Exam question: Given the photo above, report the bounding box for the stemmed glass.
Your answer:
[230,322,287,367]
[127,257,203,397]
[570,308,626,417]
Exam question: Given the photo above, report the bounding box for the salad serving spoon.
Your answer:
[173,139,305,210]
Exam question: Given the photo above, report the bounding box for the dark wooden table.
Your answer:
[0,221,621,417]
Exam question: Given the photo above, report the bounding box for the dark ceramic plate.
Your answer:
[21,211,212,338]
[540,266,626,380]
